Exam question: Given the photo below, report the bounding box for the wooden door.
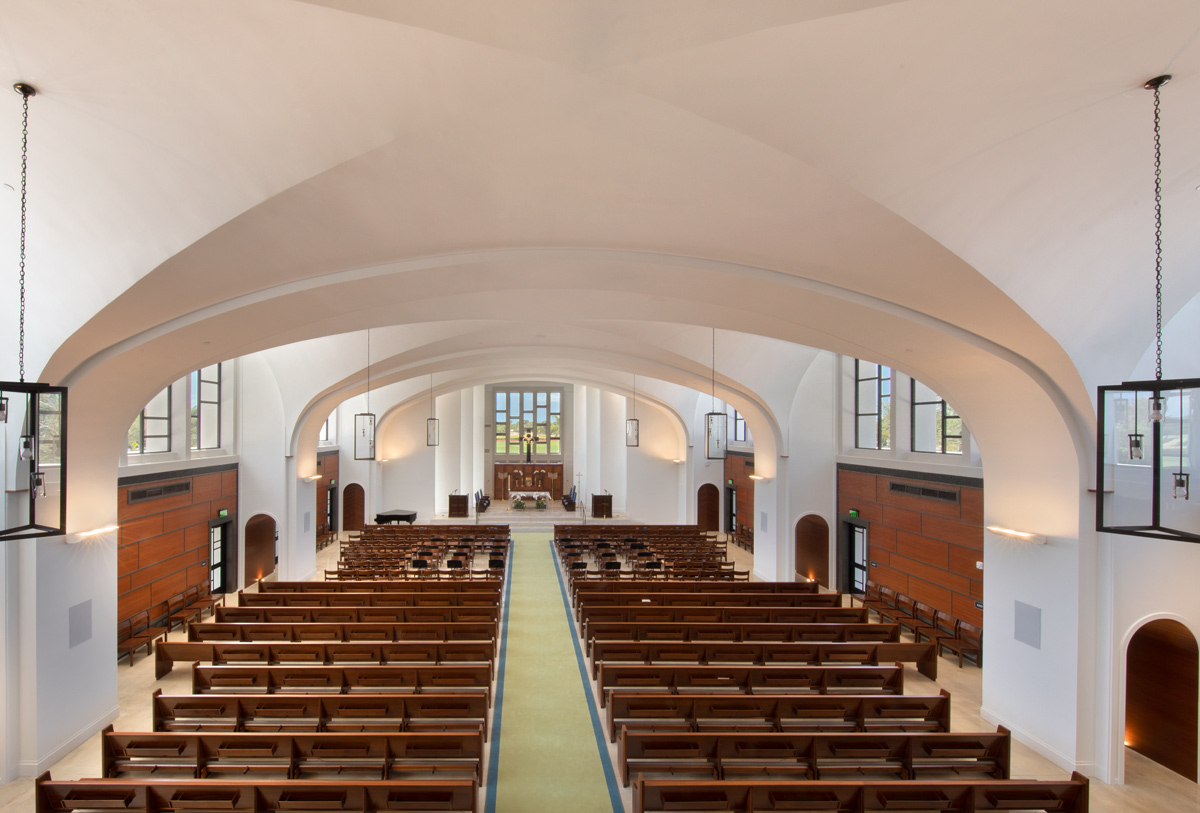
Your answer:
[697,483,719,532]
[1126,619,1198,780]
[795,514,829,587]
[343,483,365,532]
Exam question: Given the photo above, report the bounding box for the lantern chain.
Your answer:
[17,86,31,383]
[1152,80,1164,382]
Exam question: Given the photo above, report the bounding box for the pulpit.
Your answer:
[592,494,613,519]
[448,494,469,518]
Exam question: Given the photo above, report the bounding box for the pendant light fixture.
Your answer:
[426,373,439,446]
[705,328,727,460]
[354,329,376,460]
[1097,75,1197,542]
[626,373,639,447]
[1,82,68,540]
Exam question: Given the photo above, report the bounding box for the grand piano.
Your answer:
[374,509,417,525]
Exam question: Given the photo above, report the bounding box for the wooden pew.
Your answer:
[190,620,497,644]
[568,580,821,599]
[590,640,938,680]
[237,591,500,608]
[605,691,952,742]
[152,690,490,739]
[100,727,484,784]
[574,591,842,614]
[616,727,1011,786]
[217,605,501,624]
[580,607,869,638]
[585,622,901,652]
[257,579,502,593]
[156,640,496,680]
[191,664,493,704]
[632,774,1090,813]
[35,773,479,813]
[597,664,905,706]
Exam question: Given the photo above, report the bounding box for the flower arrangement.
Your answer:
[512,498,526,509]
[535,497,548,509]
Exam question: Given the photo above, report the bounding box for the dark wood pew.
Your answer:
[190,620,497,644]
[597,664,905,706]
[217,605,501,624]
[580,606,869,638]
[574,591,842,615]
[617,727,1011,786]
[152,690,490,739]
[100,726,484,784]
[191,664,493,704]
[590,640,938,680]
[257,579,502,593]
[605,691,952,742]
[632,774,1090,813]
[585,622,901,653]
[35,773,479,813]
[568,580,821,599]
[237,591,500,608]
[156,641,496,680]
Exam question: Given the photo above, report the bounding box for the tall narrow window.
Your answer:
[190,363,222,450]
[732,410,747,442]
[128,386,172,454]
[911,380,962,454]
[854,360,891,450]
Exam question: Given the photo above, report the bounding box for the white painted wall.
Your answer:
[625,400,686,524]
[378,401,437,522]
[600,391,628,515]
[236,354,286,583]
[785,352,838,584]
[435,390,463,516]
[586,387,603,509]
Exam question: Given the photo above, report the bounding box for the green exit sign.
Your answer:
[849,509,859,518]
[219,508,228,518]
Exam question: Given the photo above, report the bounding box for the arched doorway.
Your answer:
[795,514,829,587]
[1125,619,1198,781]
[243,514,277,588]
[697,484,720,533]
[343,483,366,532]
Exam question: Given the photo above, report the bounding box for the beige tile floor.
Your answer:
[3,534,1197,812]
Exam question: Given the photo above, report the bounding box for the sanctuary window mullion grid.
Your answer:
[190,363,222,450]
[127,385,171,455]
[733,410,747,442]
[912,379,962,455]
[854,360,891,450]
[495,389,562,456]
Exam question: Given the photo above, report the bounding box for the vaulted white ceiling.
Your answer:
[3,0,1199,468]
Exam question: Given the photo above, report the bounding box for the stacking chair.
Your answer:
[916,610,959,649]
[116,618,154,666]
[940,621,983,667]
[899,601,936,638]
[167,589,202,632]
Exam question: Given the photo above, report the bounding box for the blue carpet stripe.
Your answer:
[550,540,624,813]
[484,547,515,813]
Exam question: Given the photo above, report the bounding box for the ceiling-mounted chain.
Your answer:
[14,83,35,383]
[1146,74,1170,382]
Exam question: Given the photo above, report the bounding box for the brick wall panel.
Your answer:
[953,593,983,628]
[185,523,209,552]
[906,577,953,615]
[131,554,189,590]
[947,544,983,578]
[192,473,222,503]
[118,544,139,575]
[838,470,878,501]
[889,554,971,595]
[882,505,922,533]
[922,514,984,549]
[151,570,188,606]
[960,487,984,525]
[120,514,163,547]
[221,470,238,497]
[870,549,892,567]
[895,531,949,569]
[163,502,210,533]
[876,479,962,518]
[867,562,908,594]
[117,488,194,521]
[138,529,185,569]
[869,524,897,552]
[118,585,152,620]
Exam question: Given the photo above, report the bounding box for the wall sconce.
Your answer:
[671,458,683,464]
[67,524,120,544]
[748,474,765,481]
[306,474,322,482]
[986,526,1047,545]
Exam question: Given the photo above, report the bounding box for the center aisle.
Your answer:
[491,533,622,813]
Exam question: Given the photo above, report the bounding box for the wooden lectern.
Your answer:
[448,494,469,518]
[592,494,613,519]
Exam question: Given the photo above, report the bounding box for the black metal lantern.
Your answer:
[705,328,726,459]
[354,330,376,460]
[626,374,639,447]
[426,374,439,446]
[1096,77,1197,542]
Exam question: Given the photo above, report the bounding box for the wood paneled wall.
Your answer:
[837,465,984,628]
[724,452,756,541]
[1126,619,1199,781]
[117,464,238,626]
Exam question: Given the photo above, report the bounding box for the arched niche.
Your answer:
[795,514,830,587]
[697,483,720,533]
[343,483,366,532]
[1125,618,1199,782]
[243,514,278,588]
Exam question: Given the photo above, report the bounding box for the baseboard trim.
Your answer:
[979,705,1080,774]
[19,703,120,776]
